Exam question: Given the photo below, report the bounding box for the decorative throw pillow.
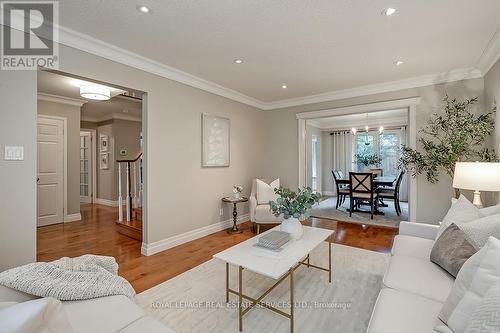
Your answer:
[438,237,500,332]
[256,178,280,205]
[0,297,74,333]
[437,195,483,239]
[480,202,500,216]
[465,284,500,333]
[459,213,500,250]
[430,223,477,277]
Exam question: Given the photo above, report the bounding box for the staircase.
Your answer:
[116,152,143,241]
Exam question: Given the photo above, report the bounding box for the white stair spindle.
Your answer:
[132,162,137,209]
[126,163,131,222]
[118,163,123,222]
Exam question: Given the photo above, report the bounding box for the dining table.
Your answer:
[336,175,397,215]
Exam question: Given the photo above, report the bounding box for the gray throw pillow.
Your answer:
[430,223,477,277]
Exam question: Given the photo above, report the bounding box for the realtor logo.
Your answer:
[1,0,59,70]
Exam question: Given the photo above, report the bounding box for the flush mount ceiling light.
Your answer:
[395,60,404,66]
[281,84,288,89]
[382,7,397,16]
[80,85,111,101]
[137,5,150,13]
[234,59,243,64]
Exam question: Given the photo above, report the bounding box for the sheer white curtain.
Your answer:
[399,126,409,202]
[331,131,353,194]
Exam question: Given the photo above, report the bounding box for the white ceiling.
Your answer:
[308,109,408,130]
[37,71,142,122]
[53,1,500,108]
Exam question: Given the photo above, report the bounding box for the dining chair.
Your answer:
[349,172,379,219]
[332,170,349,209]
[378,170,405,216]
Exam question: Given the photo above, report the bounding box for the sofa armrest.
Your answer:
[399,221,439,240]
[0,285,39,303]
[249,195,257,222]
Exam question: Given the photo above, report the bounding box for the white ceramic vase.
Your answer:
[280,217,303,240]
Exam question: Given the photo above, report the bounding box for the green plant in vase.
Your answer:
[355,153,382,169]
[269,187,321,239]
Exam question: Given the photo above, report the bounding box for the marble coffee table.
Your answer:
[213,225,333,332]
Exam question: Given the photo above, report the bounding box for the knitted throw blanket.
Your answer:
[0,255,136,301]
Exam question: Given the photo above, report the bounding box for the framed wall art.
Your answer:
[202,113,230,167]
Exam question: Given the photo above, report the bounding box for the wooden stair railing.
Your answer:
[117,152,143,223]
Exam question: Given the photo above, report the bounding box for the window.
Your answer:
[354,129,403,176]
[311,135,319,191]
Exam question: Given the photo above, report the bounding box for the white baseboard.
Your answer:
[64,213,82,223]
[95,198,119,207]
[322,191,336,196]
[141,214,250,256]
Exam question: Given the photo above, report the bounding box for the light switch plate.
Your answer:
[4,146,24,161]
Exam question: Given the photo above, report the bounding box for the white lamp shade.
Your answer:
[453,162,500,191]
[80,85,111,101]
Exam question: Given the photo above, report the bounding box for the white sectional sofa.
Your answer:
[367,221,454,333]
[0,285,174,333]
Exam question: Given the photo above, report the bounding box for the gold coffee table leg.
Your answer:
[328,237,332,283]
[239,266,243,332]
[226,263,229,303]
[290,267,294,333]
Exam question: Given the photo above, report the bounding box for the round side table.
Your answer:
[222,197,248,234]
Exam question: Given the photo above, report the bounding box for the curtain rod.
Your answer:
[329,125,407,135]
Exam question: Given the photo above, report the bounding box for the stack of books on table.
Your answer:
[253,230,291,252]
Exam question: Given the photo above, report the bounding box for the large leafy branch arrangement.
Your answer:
[399,95,498,187]
[269,187,321,220]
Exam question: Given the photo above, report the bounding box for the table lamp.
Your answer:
[453,162,500,208]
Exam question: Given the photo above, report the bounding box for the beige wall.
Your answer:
[37,99,81,216]
[485,59,500,153]
[264,78,489,223]
[0,71,37,271]
[485,58,500,204]
[0,43,268,262]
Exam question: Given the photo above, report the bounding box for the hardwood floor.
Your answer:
[37,203,397,293]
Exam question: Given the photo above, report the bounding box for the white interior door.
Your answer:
[80,131,92,203]
[37,117,64,226]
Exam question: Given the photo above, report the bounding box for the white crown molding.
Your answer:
[306,119,322,128]
[267,68,481,110]
[476,26,500,75]
[141,214,249,256]
[296,97,421,120]
[81,113,141,123]
[37,93,87,107]
[57,25,266,110]
[319,116,408,131]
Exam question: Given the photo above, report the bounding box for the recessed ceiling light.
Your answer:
[382,7,396,16]
[234,59,243,64]
[395,60,404,66]
[281,84,288,89]
[137,5,150,13]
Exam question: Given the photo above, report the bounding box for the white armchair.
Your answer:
[249,178,282,234]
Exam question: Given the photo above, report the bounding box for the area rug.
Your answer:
[136,243,390,333]
[310,197,408,228]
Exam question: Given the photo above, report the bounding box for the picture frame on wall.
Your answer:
[202,113,230,167]
[100,153,109,170]
[100,134,109,152]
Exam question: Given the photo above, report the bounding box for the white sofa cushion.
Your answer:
[458,213,500,249]
[62,295,145,333]
[439,237,500,332]
[391,235,435,259]
[465,283,500,333]
[367,288,444,333]
[383,255,454,303]
[0,297,74,333]
[119,317,176,333]
[437,195,482,239]
[256,178,279,205]
[254,204,282,222]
